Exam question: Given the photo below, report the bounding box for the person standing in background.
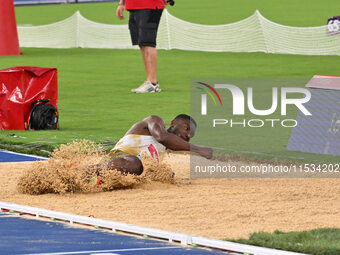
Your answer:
[116,0,168,93]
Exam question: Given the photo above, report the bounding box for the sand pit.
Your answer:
[16,141,174,195]
[1,147,340,239]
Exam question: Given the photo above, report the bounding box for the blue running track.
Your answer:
[0,150,47,163]
[0,212,229,255]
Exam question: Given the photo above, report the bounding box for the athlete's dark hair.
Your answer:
[174,114,197,127]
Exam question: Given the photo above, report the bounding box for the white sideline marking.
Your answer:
[90,253,119,255]
[21,247,181,255]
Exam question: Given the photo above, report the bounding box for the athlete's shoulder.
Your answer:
[143,115,164,123]
[142,116,166,130]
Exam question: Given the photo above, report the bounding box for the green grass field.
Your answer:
[230,228,340,255]
[0,1,339,164]
[14,0,340,26]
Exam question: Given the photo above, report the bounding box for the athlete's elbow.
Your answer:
[154,133,167,143]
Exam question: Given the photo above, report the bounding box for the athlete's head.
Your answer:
[167,114,197,142]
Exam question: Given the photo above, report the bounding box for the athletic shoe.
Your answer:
[92,176,103,187]
[131,81,161,93]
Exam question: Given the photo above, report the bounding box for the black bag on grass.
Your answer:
[29,99,59,130]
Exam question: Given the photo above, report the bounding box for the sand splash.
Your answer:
[17,140,174,195]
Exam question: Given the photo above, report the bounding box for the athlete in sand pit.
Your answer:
[93,114,212,176]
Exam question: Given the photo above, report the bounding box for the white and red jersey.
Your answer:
[111,134,165,162]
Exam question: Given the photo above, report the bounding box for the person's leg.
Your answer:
[87,155,143,176]
[140,45,158,84]
[128,10,139,46]
[131,9,163,93]
[107,155,143,175]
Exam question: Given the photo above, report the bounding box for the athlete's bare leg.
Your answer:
[88,155,143,176]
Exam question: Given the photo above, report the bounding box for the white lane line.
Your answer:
[21,246,182,255]
[90,253,120,255]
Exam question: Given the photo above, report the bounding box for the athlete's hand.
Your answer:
[198,147,213,159]
[116,4,125,20]
[163,0,169,4]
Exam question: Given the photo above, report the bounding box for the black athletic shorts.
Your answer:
[128,9,163,47]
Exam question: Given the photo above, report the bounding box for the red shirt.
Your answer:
[125,0,165,10]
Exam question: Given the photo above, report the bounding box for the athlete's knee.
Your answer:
[125,157,143,175]
[107,156,143,176]
[132,159,143,175]
[107,157,125,169]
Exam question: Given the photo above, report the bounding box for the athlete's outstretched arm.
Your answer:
[145,116,213,159]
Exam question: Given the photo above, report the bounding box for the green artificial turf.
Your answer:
[0,1,339,161]
[15,0,340,26]
[229,228,340,255]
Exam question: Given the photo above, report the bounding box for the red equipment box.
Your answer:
[0,66,58,130]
